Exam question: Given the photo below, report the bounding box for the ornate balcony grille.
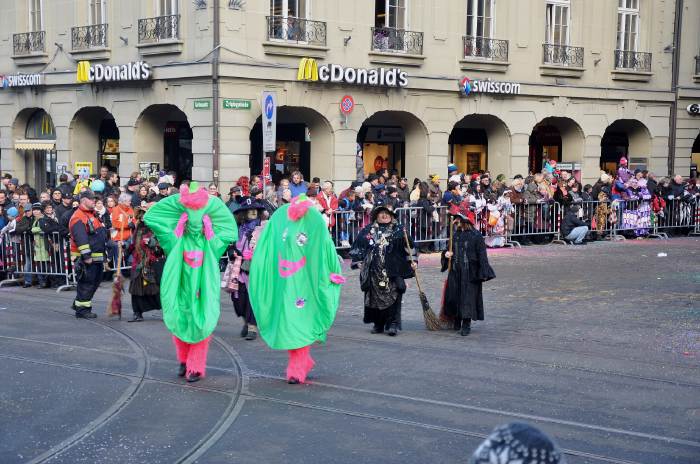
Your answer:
[13,31,46,55]
[71,24,108,50]
[138,15,179,43]
[463,36,508,61]
[371,27,423,55]
[542,43,584,67]
[266,16,326,46]
[615,50,651,72]
[614,50,652,72]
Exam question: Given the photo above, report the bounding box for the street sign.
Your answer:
[340,95,355,114]
[263,156,271,183]
[223,99,251,110]
[193,100,211,110]
[262,91,277,153]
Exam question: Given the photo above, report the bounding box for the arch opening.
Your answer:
[529,117,584,179]
[449,114,511,178]
[13,109,56,189]
[70,107,120,176]
[600,119,652,174]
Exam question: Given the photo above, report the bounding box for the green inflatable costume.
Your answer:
[249,195,344,383]
[144,182,237,382]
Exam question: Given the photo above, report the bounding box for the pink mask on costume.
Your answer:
[184,250,204,268]
[278,254,306,278]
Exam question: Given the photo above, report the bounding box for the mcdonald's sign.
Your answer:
[76,60,152,83]
[296,57,408,88]
[76,61,91,83]
[297,58,319,82]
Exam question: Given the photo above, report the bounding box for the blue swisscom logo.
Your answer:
[459,77,521,96]
[1,76,8,89]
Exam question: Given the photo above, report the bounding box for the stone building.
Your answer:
[1,0,699,190]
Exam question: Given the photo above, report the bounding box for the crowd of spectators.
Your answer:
[1,156,699,286]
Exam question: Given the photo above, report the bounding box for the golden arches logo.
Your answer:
[297,58,318,82]
[76,61,91,83]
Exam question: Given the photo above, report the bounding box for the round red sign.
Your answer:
[340,95,355,115]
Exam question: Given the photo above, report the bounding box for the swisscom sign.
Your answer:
[460,77,521,96]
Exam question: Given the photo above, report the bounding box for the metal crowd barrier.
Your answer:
[506,201,563,247]
[654,197,698,236]
[0,231,75,291]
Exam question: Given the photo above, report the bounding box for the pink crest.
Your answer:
[179,183,209,210]
[202,214,214,240]
[174,213,188,238]
[287,196,313,221]
[330,273,346,285]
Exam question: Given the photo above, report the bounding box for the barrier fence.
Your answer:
[1,197,698,291]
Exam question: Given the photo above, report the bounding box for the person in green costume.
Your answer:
[249,194,345,384]
[144,181,237,383]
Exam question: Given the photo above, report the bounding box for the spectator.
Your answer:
[99,166,110,183]
[56,174,72,199]
[396,177,410,204]
[665,174,685,200]
[561,204,588,245]
[0,190,9,209]
[126,178,141,208]
[208,183,221,198]
[1,173,12,191]
[386,185,402,210]
[112,193,135,244]
[277,178,290,202]
[228,186,243,213]
[289,171,308,198]
[280,188,292,205]
[7,178,19,195]
[318,181,338,229]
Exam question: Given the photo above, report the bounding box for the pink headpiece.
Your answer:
[287,194,313,221]
[179,181,209,210]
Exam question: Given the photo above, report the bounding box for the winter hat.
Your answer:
[469,422,566,464]
[90,179,105,192]
[9,178,19,187]
[31,202,43,211]
[619,157,628,165]
[447,163,458,173]
[6,207,18,218]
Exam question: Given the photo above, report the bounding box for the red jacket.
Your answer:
[318,192,339,228]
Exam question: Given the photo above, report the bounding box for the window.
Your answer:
[375,0,407,30]
[158,0,178,16]
[466,0,493,39]
[545,0,569,46]
[29,0,43,31]
[617,0,639,52]
[89,0,107,25]
[270,0,308,19]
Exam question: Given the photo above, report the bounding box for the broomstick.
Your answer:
[440,219,459,323]
[107,242,124,319]
[403,230,442,331]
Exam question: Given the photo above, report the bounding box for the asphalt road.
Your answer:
[1,237,699,464]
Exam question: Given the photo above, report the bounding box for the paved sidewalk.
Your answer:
[1,238,699,463]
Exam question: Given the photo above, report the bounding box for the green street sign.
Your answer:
[193,99,211,110]
[223,99,251,110]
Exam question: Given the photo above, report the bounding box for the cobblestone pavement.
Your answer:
[1,238,699,463]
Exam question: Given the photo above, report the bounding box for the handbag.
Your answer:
[221,261,238,293]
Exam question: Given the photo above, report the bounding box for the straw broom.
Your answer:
[107,242,124,319]
[402,230,442,331]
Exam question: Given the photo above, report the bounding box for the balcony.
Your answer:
[540,43,584,78]
[70,24,110,60]
[459,36,509,73]
[369,27,425,67]
[262,15,329,58]
[266,16,326,46]
[612,49,653,82]
[12,31,47,65]
[137,15,182,56]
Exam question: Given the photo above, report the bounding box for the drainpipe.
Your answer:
[668,0,683,176]
[212,0,221,186]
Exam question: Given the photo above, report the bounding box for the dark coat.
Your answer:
[350,222,415,281]
[561,211,586,237]
[441,227,495,321]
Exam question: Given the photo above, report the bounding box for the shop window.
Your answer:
[25,110,55,140]
[545,0,569,46]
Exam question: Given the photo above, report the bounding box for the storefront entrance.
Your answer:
[450,129,487,175]
[164,122,193,184]
[529,117,584,177]
[15,109,57,189]
[250,122,310,181]
[600,119,651,175]
[70,107,120,175]
[357,126,405,177]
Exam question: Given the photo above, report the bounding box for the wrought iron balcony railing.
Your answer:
[614,50,651,72]
[463,36,508,61]
[71,24,108,50]
[138,14,179,43]
[696,56,700,75]
[542,43,584,67]
[266,16,326,46]
[371,27,423,55]
[13,31,46,55]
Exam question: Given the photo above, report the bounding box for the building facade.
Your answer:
[1,0,699,191]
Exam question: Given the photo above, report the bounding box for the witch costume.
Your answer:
[349,205,415,336]
[441,214,495,335]
[249,195,345,384]
[228,198,267,341]
[144,182,237,383]
[128,208,165,322]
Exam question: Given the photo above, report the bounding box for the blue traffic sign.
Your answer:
[265,94,275,120]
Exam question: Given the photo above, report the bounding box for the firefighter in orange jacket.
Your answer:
[69,190,108,318]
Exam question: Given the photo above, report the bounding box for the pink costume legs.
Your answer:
[173,336,212,378]
[286,345,315,383]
